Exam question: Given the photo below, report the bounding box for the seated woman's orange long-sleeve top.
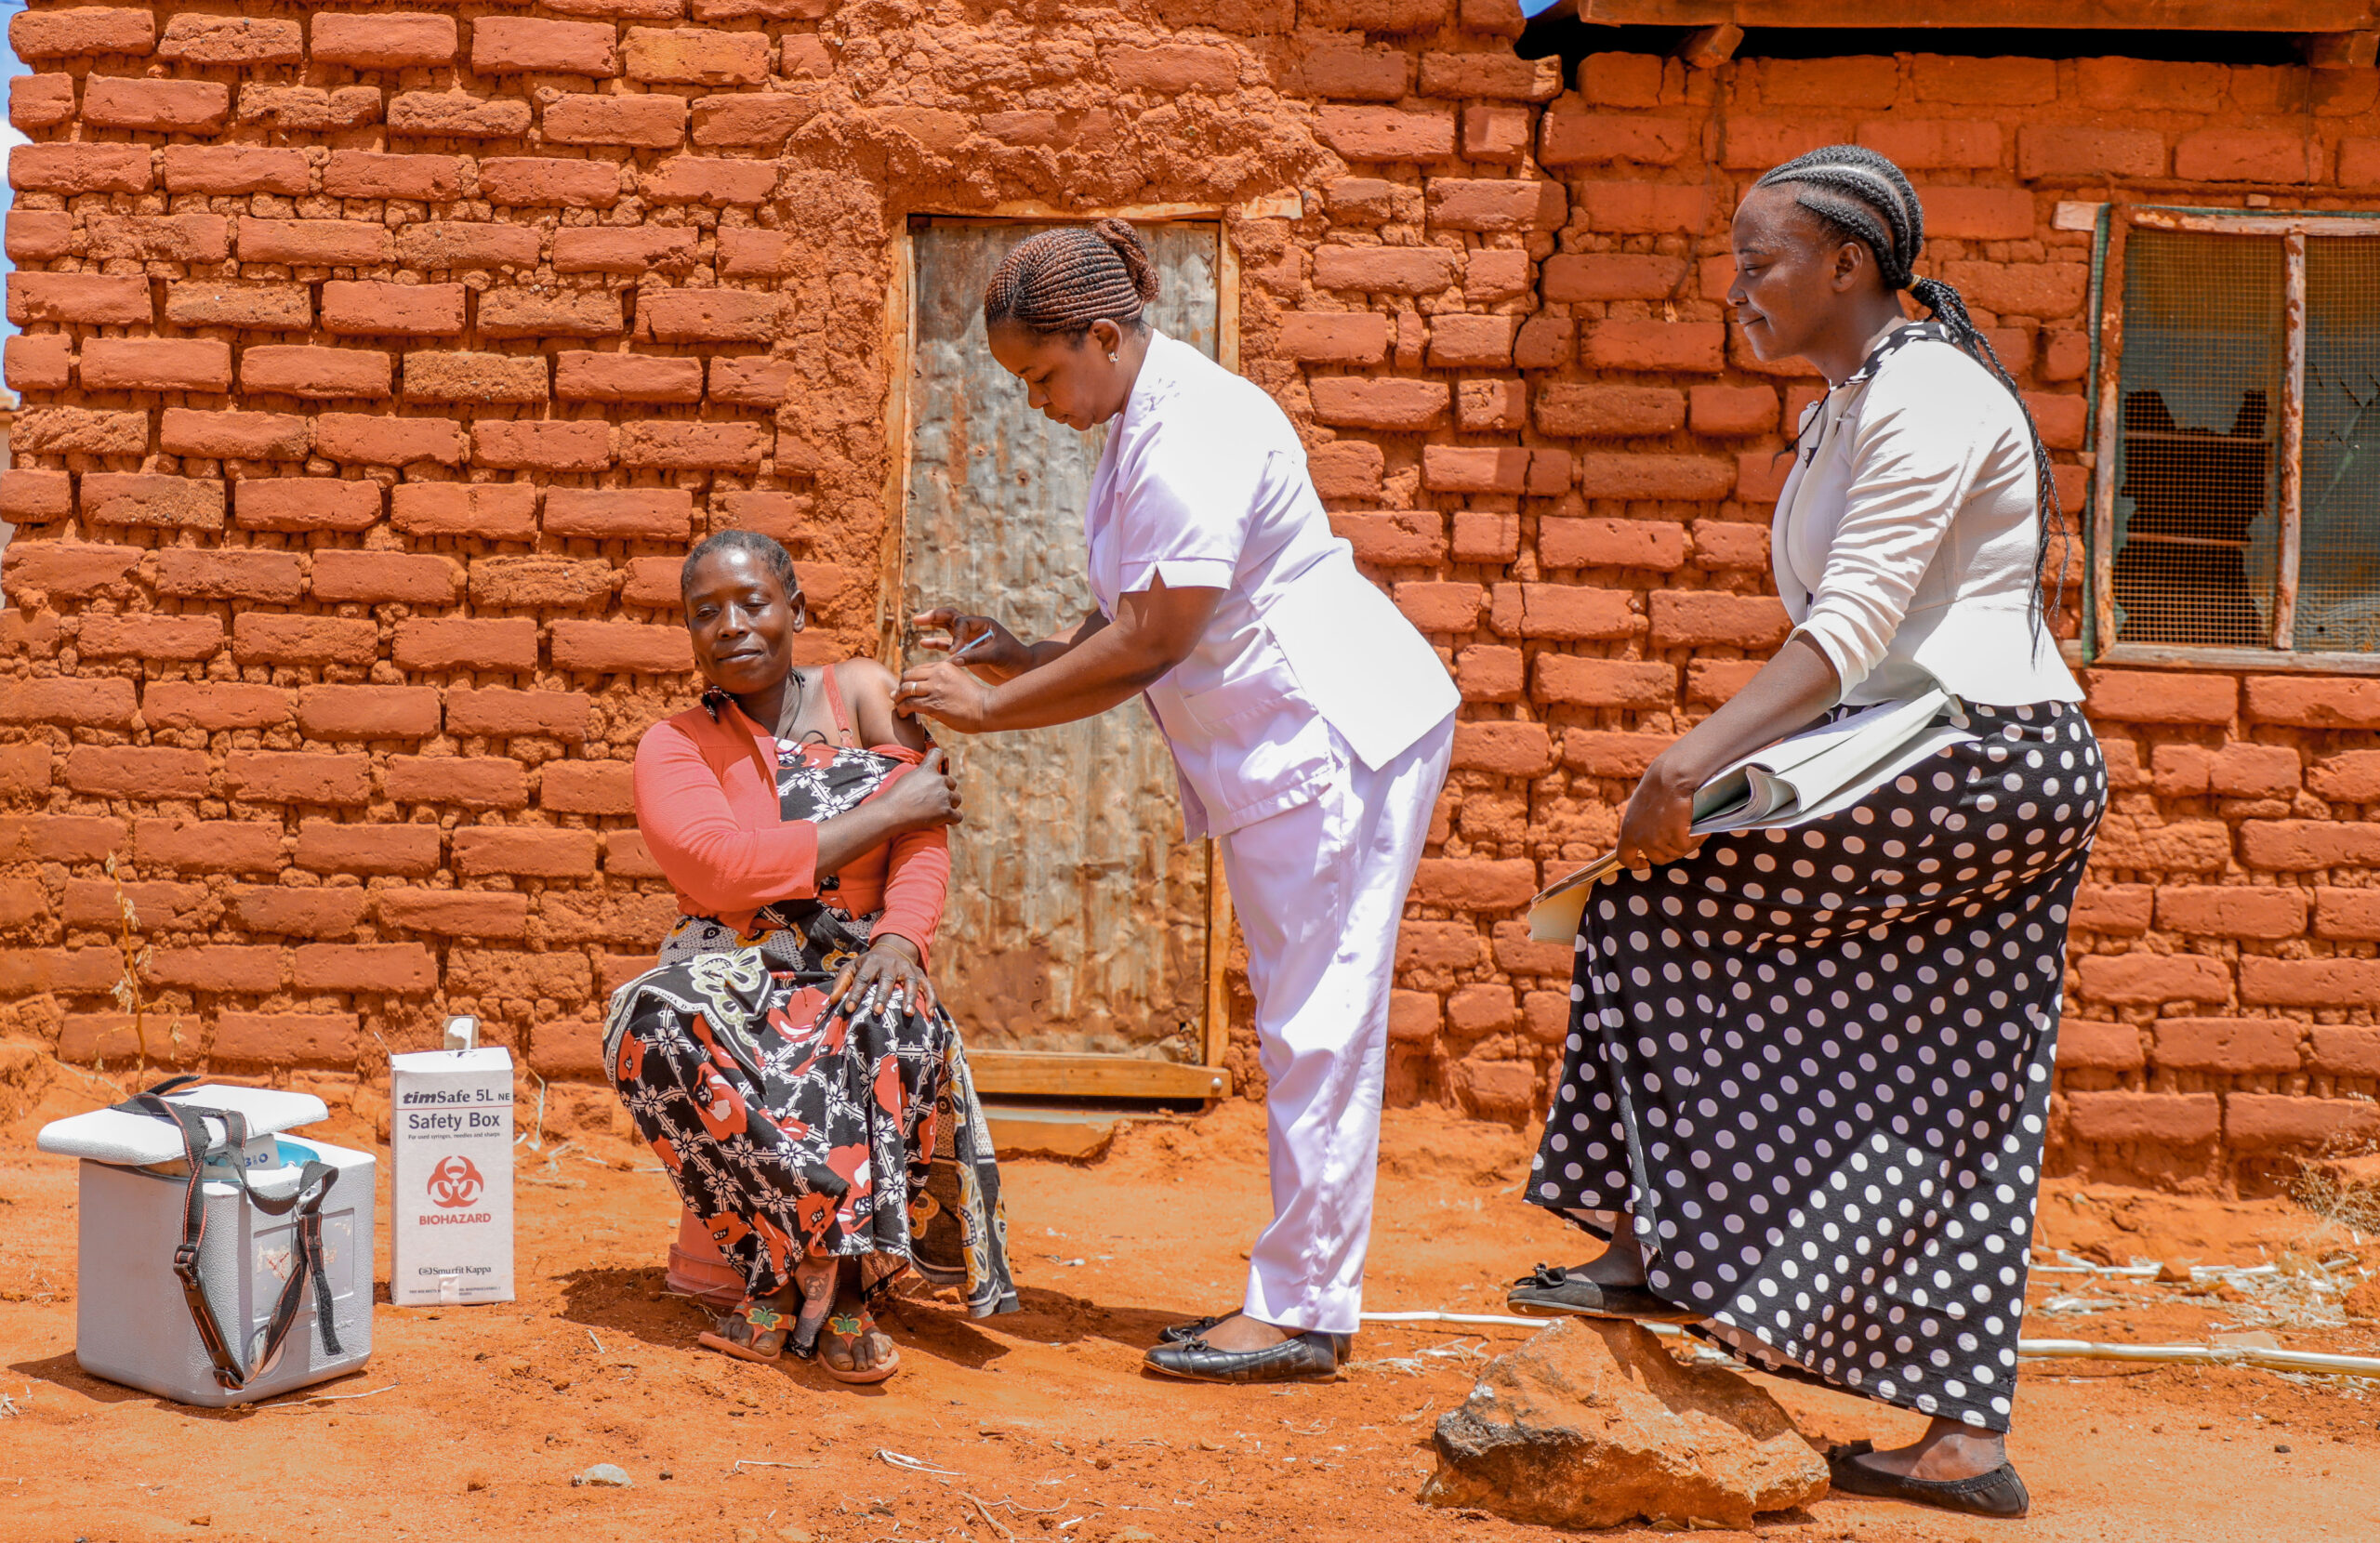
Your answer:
[630,690,947,963]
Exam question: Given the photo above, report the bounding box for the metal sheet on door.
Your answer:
[900,218,1220,1061]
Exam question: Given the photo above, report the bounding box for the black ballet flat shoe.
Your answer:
[1505,1263,1701,1325]
[1142,1329,1350,1384]
[1157,1312,1232,1345]
[1826,1440,2031,1520]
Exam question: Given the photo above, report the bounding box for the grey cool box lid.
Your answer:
[38,1085,330,1167]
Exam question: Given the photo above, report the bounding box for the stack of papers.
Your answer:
[1527,689,1975,943]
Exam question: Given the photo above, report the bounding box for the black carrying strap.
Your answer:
[112,1077,343,1391]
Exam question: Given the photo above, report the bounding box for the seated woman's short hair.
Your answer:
[681,527,798,600]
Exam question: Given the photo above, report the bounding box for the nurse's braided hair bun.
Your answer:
[1756,144,2067,634]
[983,218,1159,339]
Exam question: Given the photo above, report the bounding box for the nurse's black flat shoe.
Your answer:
[1826,1440,2031,1520]
[1157,1312,1232,1345]
[1506,1263,1701,1325]
[1143,1329,1349,1384]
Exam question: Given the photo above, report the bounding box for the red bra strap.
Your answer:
[817,662,858,746]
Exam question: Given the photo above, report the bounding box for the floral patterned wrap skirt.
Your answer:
[601,741,1017,1340]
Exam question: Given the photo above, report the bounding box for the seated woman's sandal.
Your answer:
[700,1299,793,1365]
[817,1309,900,1385]
[697,1266,831,1369]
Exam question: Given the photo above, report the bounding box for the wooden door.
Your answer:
[897,218,1221,1072]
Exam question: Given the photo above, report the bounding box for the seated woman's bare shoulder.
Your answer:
[834,657,934,752]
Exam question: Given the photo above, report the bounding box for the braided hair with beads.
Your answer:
[1755,144,2069,639]
[983,218,1161,340]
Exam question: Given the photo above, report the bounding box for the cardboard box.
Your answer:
[389,1045,515,1306]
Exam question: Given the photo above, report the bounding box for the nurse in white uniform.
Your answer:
[895,219,1458,1385]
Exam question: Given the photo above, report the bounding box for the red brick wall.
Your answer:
[1,1,2375,1185]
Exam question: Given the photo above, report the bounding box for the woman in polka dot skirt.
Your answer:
[1510,147,2102,1521]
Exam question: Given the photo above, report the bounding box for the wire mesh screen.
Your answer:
[2298,238,2380,653]
[2111,229,2285,647]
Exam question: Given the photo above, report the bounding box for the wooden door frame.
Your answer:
[875,202,1269,1101]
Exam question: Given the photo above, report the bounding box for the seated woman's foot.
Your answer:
[698,1288,798,1364]
[1142,1315,1349,1384]
[815,1265,900,1385]
[1827,1425,2028,1520]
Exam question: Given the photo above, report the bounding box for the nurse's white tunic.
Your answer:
[1085,332,1456,1334]
[1086,332,1456,836]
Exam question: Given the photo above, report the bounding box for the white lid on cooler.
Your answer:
[36,1084,329,1167]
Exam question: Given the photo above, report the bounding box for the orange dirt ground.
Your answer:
[3,1066,2377,1543]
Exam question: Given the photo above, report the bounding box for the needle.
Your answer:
[945,630,991,664]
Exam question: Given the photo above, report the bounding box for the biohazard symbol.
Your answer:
[428,1154,484,1209]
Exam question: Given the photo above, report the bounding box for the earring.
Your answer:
[1107,352,1118,363]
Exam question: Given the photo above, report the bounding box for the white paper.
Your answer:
[1526,689,1970,943]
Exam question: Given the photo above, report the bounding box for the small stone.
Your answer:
[1421,1319,1828,1531]
[2214,1329,2282,1351]
[2154,1261,2190,1285]
[187,1519,211,1529]
[776,1528,814,1543]
[571,1464,632,1488]
[658,1471,673,1481]
[2277,1444,2293,1454]
[1114,1529,1158,1542]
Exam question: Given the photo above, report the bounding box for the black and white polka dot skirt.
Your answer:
[1528,699,2105,1431]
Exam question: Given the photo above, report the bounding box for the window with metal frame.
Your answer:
[2089,205,2380,674]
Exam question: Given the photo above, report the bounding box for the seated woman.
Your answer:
[602,528,1017,1384]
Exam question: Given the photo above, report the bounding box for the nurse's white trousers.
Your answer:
[1217,714,1454,1337]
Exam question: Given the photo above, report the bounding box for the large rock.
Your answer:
[1421,1318,1829,1531]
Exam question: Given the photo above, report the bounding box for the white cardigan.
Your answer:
[1771,323,2082,708]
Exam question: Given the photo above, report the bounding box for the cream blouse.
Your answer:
[1772,322,2082,708]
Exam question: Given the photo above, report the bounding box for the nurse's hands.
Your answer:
[1616,755,1707,872]
[912,608,1033,682]
[893,660,997,732]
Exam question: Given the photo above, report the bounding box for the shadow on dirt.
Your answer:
[4,1350,382,1421]
[9,1350,150,1405]
[552,1268,1217,1370]
[551,1265,703,1354]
